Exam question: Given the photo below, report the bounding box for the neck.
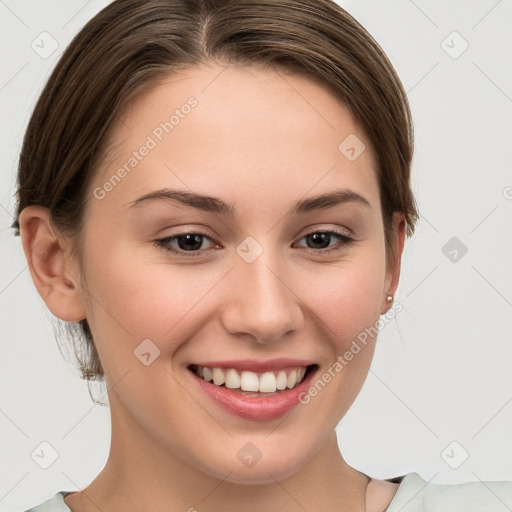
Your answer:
[68,396,369,512]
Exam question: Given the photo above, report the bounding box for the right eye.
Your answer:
[154,231,219,257]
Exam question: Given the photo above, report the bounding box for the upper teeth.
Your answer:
[194,366,308,393]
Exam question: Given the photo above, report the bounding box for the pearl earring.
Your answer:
[386,294,393,302]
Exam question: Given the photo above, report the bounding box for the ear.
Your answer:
[18,205,87,322]
[381,212,406,315]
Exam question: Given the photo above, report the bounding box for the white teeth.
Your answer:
[286,370,297,389]
[241,371,260,391]
[225,368,240,389]
[203,367,213,382]
[194,365,310,392]
[259,372,277,393]
[212,367,225,386]
[276,371,287,390]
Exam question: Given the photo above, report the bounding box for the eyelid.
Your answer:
[297,223,354,239]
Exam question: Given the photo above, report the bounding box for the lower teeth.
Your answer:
[230,388,282,396]
[216,384,288,396]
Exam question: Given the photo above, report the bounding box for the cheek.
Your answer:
[82,241,225,359]
[297,252,386,346]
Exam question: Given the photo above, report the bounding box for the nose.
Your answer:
[221,251,304,344]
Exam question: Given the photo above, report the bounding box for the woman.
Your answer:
[12,0,512,510]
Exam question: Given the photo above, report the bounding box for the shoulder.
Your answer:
[386,472,512,512]
[19,492,71,512]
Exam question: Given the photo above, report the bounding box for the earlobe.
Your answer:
[381,213,406,314]
[18,205,87,322]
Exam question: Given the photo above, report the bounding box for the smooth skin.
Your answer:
[19,63,405,511]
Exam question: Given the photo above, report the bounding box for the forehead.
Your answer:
[92,63,380,214]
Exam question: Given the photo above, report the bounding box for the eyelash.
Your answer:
[154,229,355,258]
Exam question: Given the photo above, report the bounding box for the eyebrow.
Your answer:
[126,187,371,216]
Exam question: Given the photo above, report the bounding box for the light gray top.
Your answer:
[385,472,512,512]
[20,472,512,511]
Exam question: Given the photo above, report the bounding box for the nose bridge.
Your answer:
[221,240,303,343]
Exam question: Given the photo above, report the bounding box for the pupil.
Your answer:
[308,233,330,249]
[179,234,203,251]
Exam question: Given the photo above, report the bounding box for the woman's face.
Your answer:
[75,63,402,483]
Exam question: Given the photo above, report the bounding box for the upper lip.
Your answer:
[189,358,317,373]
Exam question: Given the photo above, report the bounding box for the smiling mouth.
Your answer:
[187,364,318,395]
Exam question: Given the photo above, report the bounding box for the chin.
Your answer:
[213,463,302,486]
[196,447,307,485]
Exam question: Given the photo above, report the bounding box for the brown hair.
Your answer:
[11,0,418,399]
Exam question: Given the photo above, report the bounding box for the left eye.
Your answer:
[154,230,354,257]
[294,231,354,252]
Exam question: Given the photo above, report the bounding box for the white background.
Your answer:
[1,0,511,509]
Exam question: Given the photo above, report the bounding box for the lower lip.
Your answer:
[188,366,318,421]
